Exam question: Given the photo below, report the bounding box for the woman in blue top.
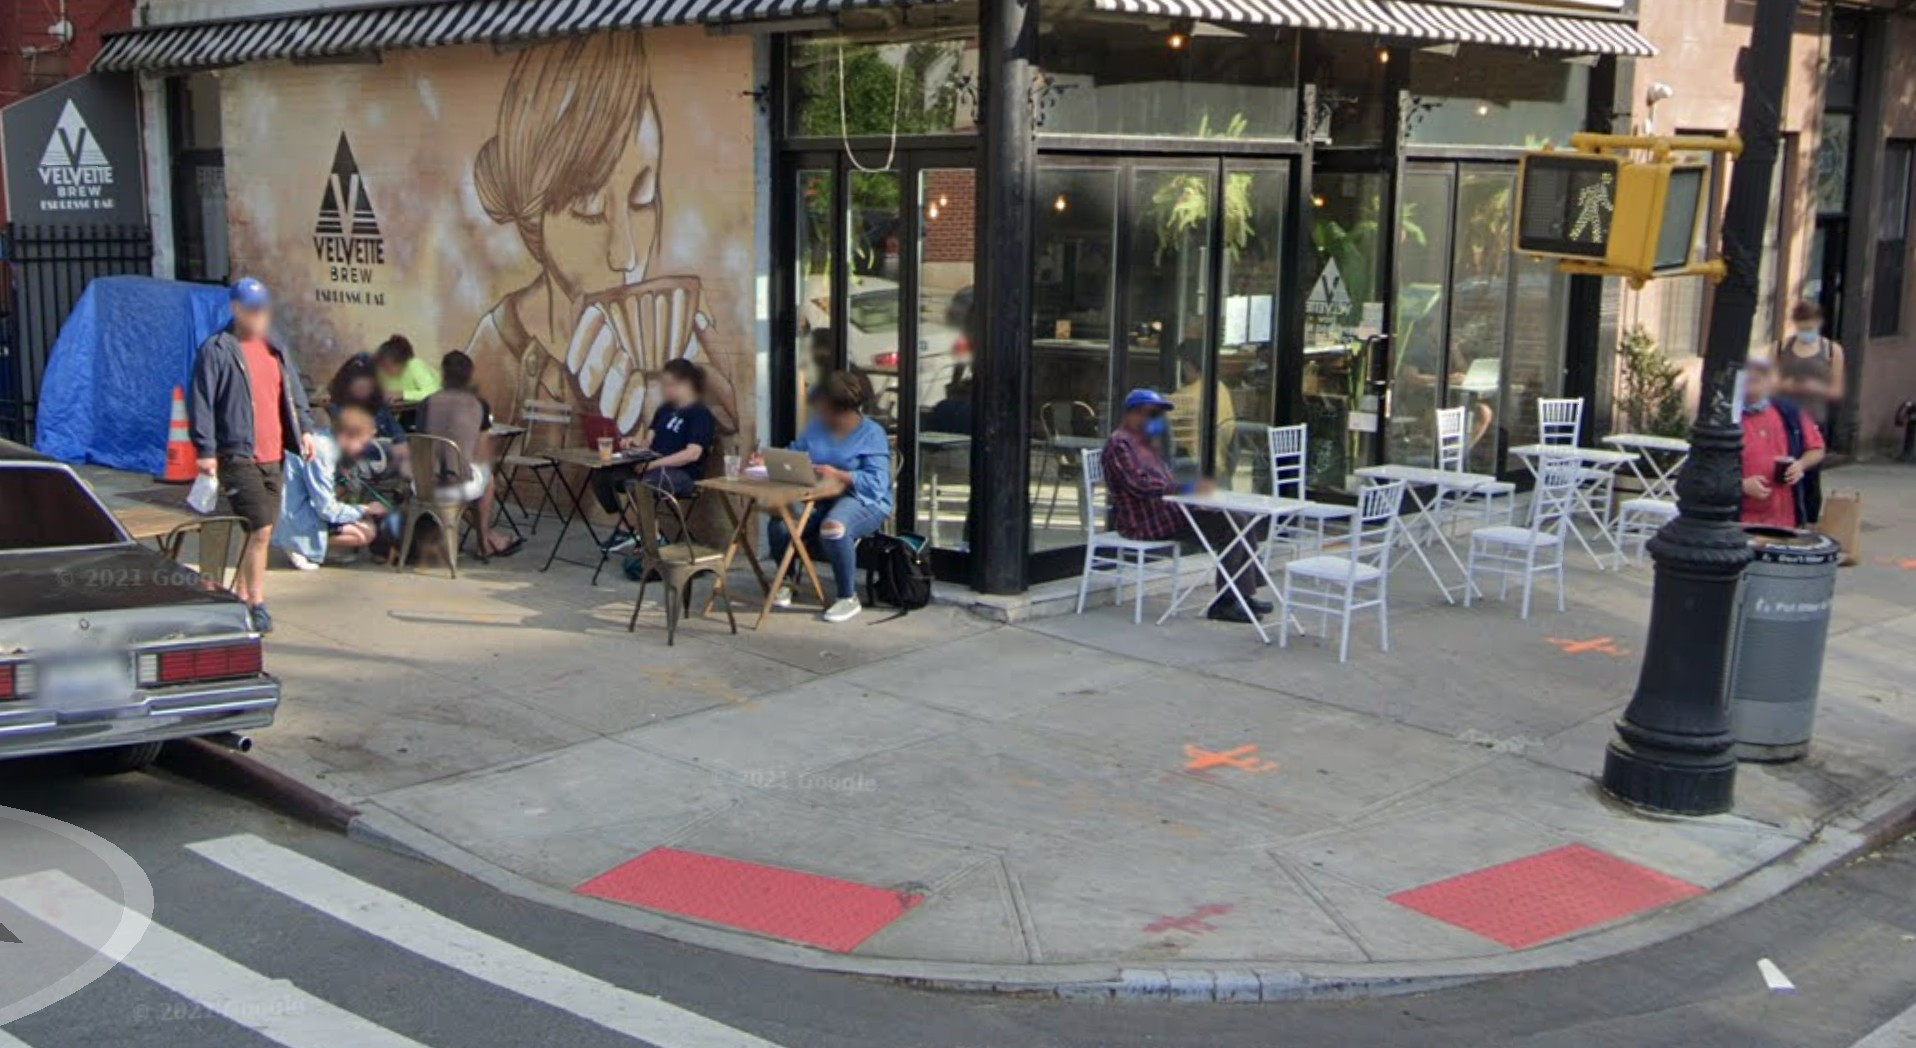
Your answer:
[764,372,894,623]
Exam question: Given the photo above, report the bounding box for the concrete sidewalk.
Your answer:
[105,463,1916,998]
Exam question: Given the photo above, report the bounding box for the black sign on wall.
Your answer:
[1,73,147,227]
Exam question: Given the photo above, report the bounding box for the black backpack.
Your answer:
[858,532,933,619]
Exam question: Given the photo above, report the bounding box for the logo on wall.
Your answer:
[34,101,115,212]
[312,133,386,306]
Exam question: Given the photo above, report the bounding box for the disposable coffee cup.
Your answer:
[597,437,615,465]
[1773,455,1795,485]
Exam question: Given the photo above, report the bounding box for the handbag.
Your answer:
[1815,489,1862,567]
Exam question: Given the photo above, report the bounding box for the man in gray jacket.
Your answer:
[189,278,316,634]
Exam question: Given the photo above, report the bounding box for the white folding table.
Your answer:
[1510,444,1638,570]
[1161,491,1353,645]
[1353,464,1499,604]
[1601,433,1691,502]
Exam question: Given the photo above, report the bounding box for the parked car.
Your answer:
[0,442,279,772]
[803,277,965,416]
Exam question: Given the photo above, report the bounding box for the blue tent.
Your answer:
[34,276,231,475]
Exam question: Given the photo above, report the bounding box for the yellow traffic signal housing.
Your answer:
[1606,161,1709,282]
[1517,134,1736,286]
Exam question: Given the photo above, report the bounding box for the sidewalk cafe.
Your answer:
[98,0,1655,597]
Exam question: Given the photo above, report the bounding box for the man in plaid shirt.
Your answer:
[1101,389,1270,624]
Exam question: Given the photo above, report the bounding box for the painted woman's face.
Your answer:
[543,97,663,299]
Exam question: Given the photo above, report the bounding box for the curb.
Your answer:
[158,739,359,831]
[323,769,1916,1003]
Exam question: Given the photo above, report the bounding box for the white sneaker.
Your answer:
[771,586,795,608]
[822,597,862,623]
[286,551,320,572]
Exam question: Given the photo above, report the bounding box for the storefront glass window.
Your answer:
[1504,254,1570,450]
[1308,37,1390,148]
[1038,14,1298,140]
[1218,163,1286,494]
[788,34,979,138]
[917,169,978,549]
[1814,113,1852,215]
[794,169,835,429]
[1031,167,1118,553]
[1392,168,1453,468]
[1302,172,1388,491]
[1445,170,1515,474]
[1126,167,1215,480]
[845,171,905,429]
[1406,49,1589,149]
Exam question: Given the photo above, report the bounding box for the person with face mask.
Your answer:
[1100,389,1269,624]
[1777,300,1843,523]
[1740,354,1825,530]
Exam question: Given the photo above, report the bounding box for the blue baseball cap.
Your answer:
[1123,388,1175,413]
[230,277,272,310]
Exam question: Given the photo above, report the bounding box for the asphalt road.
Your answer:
[3,754,1916,1048]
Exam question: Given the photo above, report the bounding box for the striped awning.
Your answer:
[1088,0,1655,56]
[94,0,946,72]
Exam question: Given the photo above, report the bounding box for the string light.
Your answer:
[928,202,941,220]
[1168,31,1187,49]
[1377,48,1390,63]
[1053,193,1069,212]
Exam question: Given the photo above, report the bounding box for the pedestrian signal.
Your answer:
[1518,140,1722,286]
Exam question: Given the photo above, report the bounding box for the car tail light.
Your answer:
[0,661,34,701]
[136,642,263,687]
[874,351,900,368]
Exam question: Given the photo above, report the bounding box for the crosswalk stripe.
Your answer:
[1854,998,1916,1047]
[0,1028,32,1047]
[188,834,789,1048]
[0,870,424,1048]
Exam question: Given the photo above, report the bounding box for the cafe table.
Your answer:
[1160,490,1353,645]
[1601,432,1691,502]
[1352,463,1501,604]
[695,474,829,629]
[1509,444,1638,570]
[538,446,658,572]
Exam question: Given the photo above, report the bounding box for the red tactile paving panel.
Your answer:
[577,847,921,953]
[1386,844,1703,949]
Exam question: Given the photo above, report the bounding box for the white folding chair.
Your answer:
[1263,424,1344,563]
[1281,480,1404,663]
[1435,407,1515,528]
[1073,447,1183,624]
[1615,496,1678,564]
[1536,394,1615,526]
[1465,454,1578,619]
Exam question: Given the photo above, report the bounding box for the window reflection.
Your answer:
[1039,15,1298,140]
[1302,172,1387,492]
[1392,168,1453,469]
[1031,167,1117,553]
[1407,48,1589,149]
[917,169,977,550]
[788,35,978,137]
[1446,170,1515,474]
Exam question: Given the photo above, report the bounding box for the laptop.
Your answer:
[761,448,816,486]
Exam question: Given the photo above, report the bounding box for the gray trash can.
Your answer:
[1730,526,1842,762]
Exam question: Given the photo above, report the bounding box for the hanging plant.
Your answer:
[1149,113,1257,264]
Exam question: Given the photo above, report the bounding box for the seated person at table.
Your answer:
[592,359,716,524]
[415,351,521,557]
[274,406,389,570]
[761,372,893,624]
[373,334,442,404]
[1740,352,1825,530]
[327,353,404,439]
[1102,388,1269,625]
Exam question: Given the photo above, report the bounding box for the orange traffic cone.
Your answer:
[159,386,197,483]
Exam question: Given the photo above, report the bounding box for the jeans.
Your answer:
[767,497,888,601]
[592,464,698,515]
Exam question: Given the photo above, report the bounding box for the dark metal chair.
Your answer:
[397,433,490,578]
[624,487,735,646]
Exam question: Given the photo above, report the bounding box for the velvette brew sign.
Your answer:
[0,73,145,226]
[312,133,387,307]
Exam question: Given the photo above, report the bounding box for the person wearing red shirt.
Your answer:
[1740,354,1825,530]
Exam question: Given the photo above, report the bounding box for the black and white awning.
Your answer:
[1088,0,1655,56]
[94,0,951,72]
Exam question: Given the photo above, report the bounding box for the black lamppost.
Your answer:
[1600,0,1799,815]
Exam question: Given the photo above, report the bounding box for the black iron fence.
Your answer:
[0,223,154,442]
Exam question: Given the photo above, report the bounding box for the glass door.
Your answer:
[913,167,978,551]
[1302,170,1390,493]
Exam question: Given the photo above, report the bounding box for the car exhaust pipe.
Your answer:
[205,731,253,753]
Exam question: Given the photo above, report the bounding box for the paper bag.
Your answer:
[1816,490,1862,566]
[185,472,220,515]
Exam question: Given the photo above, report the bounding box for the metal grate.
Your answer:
[0,223,154,442]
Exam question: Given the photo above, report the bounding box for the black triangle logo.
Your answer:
[315,133,380,239]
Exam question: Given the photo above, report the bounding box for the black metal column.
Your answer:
[970,0,1038,594]
[1600,0,1799,815]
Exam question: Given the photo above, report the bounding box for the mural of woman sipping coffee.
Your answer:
[465,31,740,438]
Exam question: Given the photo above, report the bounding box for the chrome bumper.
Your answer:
[0,676,280,760]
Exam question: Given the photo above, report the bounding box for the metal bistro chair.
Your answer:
[624,486,736,646]
[397,433,491,578]
[1281,480,1406,663]
[497,398,573,535]
[1263,424,1346,563]
[159,515,249,591]
[1073,446,1182,625]
[1435,407,1516,529]
[1465,454,1579,619]
[1040,400,1098,533]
